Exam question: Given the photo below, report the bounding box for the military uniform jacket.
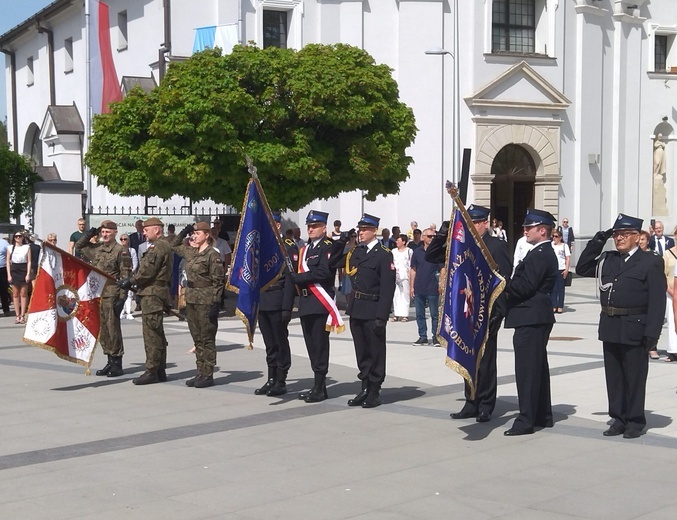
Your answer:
[133,237,173,309]
[260,238,298,312]
[504,240,558,328]
[294,237,342,316]
[171,236,224,305]
[577,241,666,344]
[75,235,132,300]
[345,242,396,321]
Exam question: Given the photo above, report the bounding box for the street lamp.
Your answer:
[425,47,455,223]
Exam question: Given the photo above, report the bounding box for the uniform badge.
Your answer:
[390,262,395,270]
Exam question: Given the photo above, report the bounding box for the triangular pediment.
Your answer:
[466,61,570,111]
[40,104,84,142]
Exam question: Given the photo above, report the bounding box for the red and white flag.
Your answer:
[89,0,122,114]
[23,243,112,369]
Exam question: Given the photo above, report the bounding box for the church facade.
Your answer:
[2,0,676,251]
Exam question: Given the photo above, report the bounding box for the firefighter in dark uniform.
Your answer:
[76,220,132,377]
[577,214,666,439]
[428,205,512,423]
[255,211,299,397]
[335,213,396,408]
[503,209,559,436]
[289,210,345,403]
[118,217,173,385]
[171,221,224,388]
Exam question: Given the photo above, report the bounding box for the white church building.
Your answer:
[2,0,677,253]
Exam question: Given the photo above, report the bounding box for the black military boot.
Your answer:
[347,379,369,407]
[266,369,288,396]
[194,373,214,388]
[362,385,382,408]
[95,355,113,376]
[132,370,159,385]
[107,356,124,377]
[255,366,276,395]
[303,374,328,403]
[185,373,199,387]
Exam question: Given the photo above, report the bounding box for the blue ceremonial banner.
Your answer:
[438,206,505,399]
[227,177,285,348]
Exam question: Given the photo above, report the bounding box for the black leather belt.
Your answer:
[602,306,648,316]
[353,291,379,301]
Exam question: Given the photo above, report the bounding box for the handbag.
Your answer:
[564,272,573,287]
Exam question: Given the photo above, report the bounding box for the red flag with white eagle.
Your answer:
[23,242,113,370]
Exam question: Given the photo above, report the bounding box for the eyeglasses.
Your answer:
[552,235,561,238]
[562,221,568,224]
[613,231,638,240]
[423,234,436,238]
[120,238,129,241]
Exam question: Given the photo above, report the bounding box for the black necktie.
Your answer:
[621,253,629,262]
[658,239,663,255]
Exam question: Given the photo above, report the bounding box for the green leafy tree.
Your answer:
[86,44,417,210]
[0,146,40,222]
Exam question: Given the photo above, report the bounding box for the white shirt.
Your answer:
[513,236,535,269]
[10,244,31,264]
[214,237,232,264]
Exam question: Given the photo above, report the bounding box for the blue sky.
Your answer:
[1,0,53,123]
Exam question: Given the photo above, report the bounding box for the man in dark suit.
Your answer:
[445,205,513,423]
[503,209,559,436]
[290,210,344,403]
[255,212,299,397]
[129,219,145,253]
[557,217,575,254]
[648,220,674,255]
[577,214,666,439]
[335,213,396,408]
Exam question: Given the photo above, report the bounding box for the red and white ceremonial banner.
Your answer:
[23,243,112,369]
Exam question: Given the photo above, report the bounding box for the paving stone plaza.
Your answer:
[1,276,677,519]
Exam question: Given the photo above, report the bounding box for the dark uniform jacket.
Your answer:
[294,237,343,316]
[345,242,396,321]
[577,242,666,345]
[132,237,173,312]
[171,236,224,305]
[76,235,132,300]
[260,238,298,312]
[426,231,512,317]
[504,240,558,328]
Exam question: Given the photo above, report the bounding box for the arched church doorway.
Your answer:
[490,144,536,247]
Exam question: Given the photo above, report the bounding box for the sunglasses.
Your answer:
[120,238,129,241]
[423,234,436,238]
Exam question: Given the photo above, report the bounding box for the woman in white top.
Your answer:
[550,230,570,314]
[6,232,32,324]
[391,234,413,321]
[118,234,139,320]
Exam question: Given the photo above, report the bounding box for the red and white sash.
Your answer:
[299,244,345,334]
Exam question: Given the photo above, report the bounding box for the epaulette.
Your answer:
[323,238,333,245]
[284,238,295,247]
[380,244,391,252]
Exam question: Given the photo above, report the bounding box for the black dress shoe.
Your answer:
[304,386,328,403]
[266,381,287,396]
[504,428,534,436]
[623,429,642,439]
[476,411,491,423]
[602,426,625,437]
[450,409,478,420]
[255,379,274,395]
[362,391,381,408]
[348,390,368,407]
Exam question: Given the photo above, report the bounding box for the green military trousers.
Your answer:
[141,297,168,371]
[99,296,124,357]
[186,303,217,376]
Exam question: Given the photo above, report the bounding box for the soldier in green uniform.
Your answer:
[171,222,224,388]
[118,217,173,385]
[76,220,132,377]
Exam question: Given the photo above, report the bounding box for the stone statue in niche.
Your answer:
[653,134,668,216]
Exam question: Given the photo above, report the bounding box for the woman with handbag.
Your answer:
[550,230,570,314]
